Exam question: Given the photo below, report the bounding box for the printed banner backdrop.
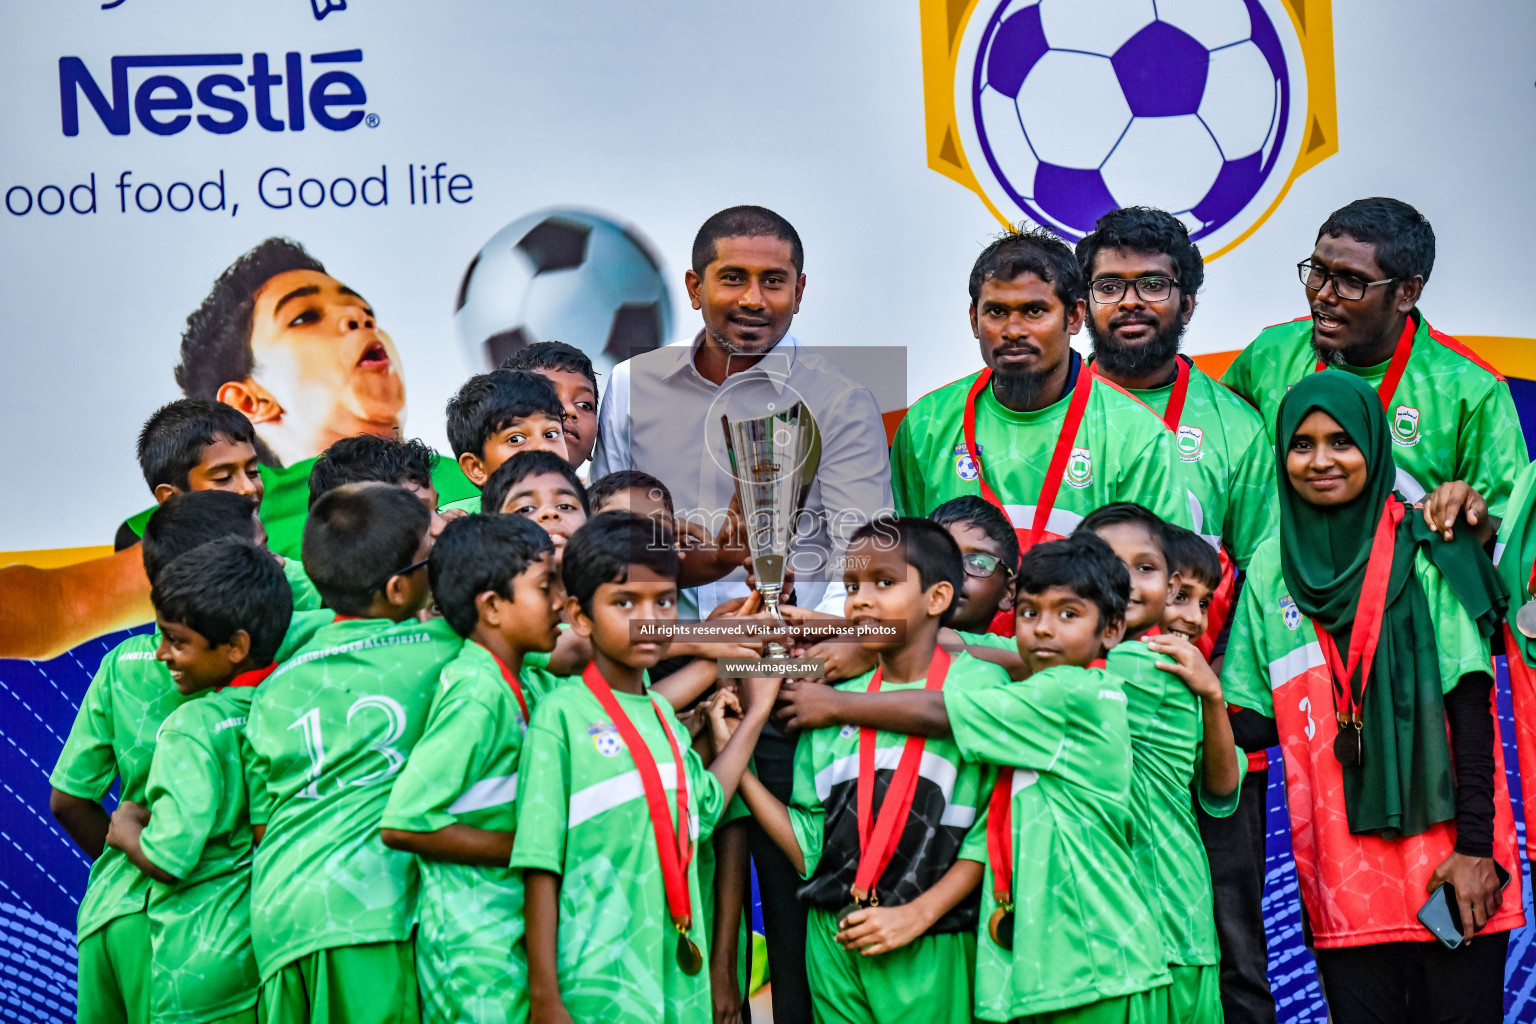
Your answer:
[3,0,1535,1021]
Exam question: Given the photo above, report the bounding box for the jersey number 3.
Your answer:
[288,696,409,799]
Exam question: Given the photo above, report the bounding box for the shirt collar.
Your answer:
[666,329,799,395]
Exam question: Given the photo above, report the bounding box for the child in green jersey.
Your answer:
[443,369,569,513]
[928,496,1027,678]
[51,491,308,1024]
[483,450,590,557]
[105,538,295,1024]
[738,517,1000,1024]
[380,514,563,1024]
[775,533,1171,1022]
[1077,504,1239,1024]
[500,341,602,469]
[245,483,461,1024]
[513,512,779,1024]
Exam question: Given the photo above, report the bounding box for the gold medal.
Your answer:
[987,906,1015,951]
[675,930,704,975]
[1332,716,1361,767]
[1517,600,1536,639]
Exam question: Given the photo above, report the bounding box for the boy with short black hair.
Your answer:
[928,497,1018,636]
[501,341,601,467]
[244,482,464,1023]
[1076,503,1239,1024]
[513,511,779,1023]
[775,533,1172,1022]
[380,514,564,1024]
[737,517,1001,1024]
[114,398,265,550]
[307,434,439,507]
[1159,523,1222,644]
[589,469,674,521]
[444,369,569,512]
[482,450,590,552]
[103,537,294,1024]
[144,490,320,611]
[51,490,297,1024]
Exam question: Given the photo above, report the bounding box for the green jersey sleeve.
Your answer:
[1416,551,1492,692]
[50,661,118,799]
[243,729,271,828]
[1224,427,1278,571]
[1220,549,1277,717]
[1457,382,1528,519]
[786,729,826,880]
[684,738,726,844]
[1220,343,1261,409]
[946,676,1081,771]
[139,727,222,880]
[956,767,996,865]
[510,712,572,875]
[890,414,924,518]
[1193,745,1248,819]
[382,694,501,834]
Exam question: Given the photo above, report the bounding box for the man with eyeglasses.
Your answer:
[1077,207,1278,1024]
[1223,197,1526,528]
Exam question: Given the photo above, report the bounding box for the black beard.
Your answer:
[1309,332,1389,368]
[990,365,1056,410]
[1087,316,1184,379]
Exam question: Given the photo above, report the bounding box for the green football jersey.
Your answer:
[50,633,192,942]
[441,494,482,515]
[946,666,1169,1020]
[1120,357,1275,569]
[789,652,1003,932]
[50,612,330,945]
[954,630,1016,651]
[380,640,533,1024]
[244,616,463,979]
[511,680,726,1024]
[892,364,1193,535]
[1106,640,1232,971]
[1221,312,1526,516]
[280,557,323,611]
[139,683,262,1023]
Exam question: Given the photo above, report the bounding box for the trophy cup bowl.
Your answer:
[721,402,822,659]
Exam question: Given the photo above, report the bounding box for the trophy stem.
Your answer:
[760,586,788,659]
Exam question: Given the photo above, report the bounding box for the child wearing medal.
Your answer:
[736,518,1005,1024]
[512,511,779,1024]
[1221,372,1522,1022]
[778,532,1172,1023]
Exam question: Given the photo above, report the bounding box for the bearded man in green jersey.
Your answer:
[1222,198,1525,527]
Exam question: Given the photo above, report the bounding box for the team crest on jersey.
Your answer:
[840,724,857,739]
[1391,405,1421,446]
[1176,425,1204,463]
[1064,447,1093,489]
[953,444,979,481]
[1278,595,1301,630]
[587,722,624,757]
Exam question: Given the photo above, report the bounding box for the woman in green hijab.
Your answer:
[1219,371,1523,1024]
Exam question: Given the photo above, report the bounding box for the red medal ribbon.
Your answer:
[1312,317,1415,409]
[986,656,1106,907]
[480,643,531,724]
[963,362,1095,554]
[852,648,951,902]
[582,664,693,930]
[1309,497,1403,726]
[1159,356,1192,431]
[223,663,277,690]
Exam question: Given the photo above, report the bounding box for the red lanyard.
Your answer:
[1313,317,1414,409]
[852,648,951,902]
[963,363,1095,553]
[582,664,694,930]
[986,656,1105,909]
[1159,356,1191,430]
[1310,497,1402,724]
[223,663,277,690]
[482,644,531,724]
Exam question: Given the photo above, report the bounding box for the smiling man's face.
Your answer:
[240,269,405,462]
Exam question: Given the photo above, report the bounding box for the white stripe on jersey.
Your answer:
[814,746,960,805]
[567,763,699,839]
[1395,468,1426,503]
[1268,642,1324,692]
[1494,542,1507,567]
[1012,768,1040,796]
[448,773,518,814]
[999,505,1084,539]
[939,803,977,828]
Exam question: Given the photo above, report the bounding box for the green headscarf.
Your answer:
[1275,372,1506,838]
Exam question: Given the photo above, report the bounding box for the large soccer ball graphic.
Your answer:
[972,0,1289,240]
[454,209,673,378]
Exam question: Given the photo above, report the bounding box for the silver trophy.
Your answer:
[722,402,822,657]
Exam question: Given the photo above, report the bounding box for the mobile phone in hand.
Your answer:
[1417,861,1512,949]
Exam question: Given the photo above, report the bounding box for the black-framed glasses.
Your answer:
[961,552,1015,580]
[1089,276,1178,304]
[1297,260,1397,301]
[383,555,430,587]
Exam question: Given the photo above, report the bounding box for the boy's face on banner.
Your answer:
[241,270,406,462]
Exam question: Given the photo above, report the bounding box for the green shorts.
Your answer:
[1009,986,1169,1024]
[804,905,975,1024]
[259,941,420,1024]
[76,912,151,1024]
